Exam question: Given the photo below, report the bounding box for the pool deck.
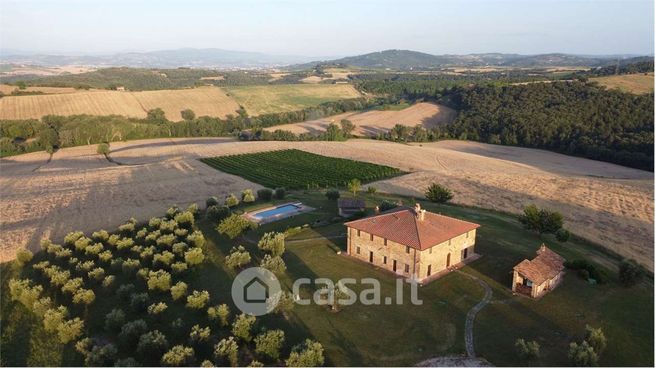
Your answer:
[244,202,314,224]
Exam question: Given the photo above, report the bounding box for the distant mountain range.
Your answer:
[0,48,650,70]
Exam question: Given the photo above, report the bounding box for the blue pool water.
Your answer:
[252,204,301,220]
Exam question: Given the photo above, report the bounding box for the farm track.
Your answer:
[0,138,652,269]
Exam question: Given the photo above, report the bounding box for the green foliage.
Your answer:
[85,343,118,366]
[285,339,325,367]
[379,200,399,212]
[214,336,239,367]
[184,247,205,266]
[367,186,377,194]
[171,281,188,301]
[257,188,273,201]
[325,188,340,200]
[92,229,110,242]
[564,259,608,284]
[15,248,33,265]
[73,288,96,306]
[57,318,85,344]
[105,308,126,332]
[515,338,540,361]
[584,325,607,354]
[206,205,231,221]
[232,313,256,342]
[347,179,361,196]
[425,183,453,203]
[257,232,286,257]
[8,278,43,308]
[225,194,240,208]
[274,187,286,199]
[569,340,599,366]
[137,330,169,359]
[181,109,196,121]
[189,325,211,343]
[32,297,53,318]
[153,251,175,267]
[129,293,150,312]
[225,246,252,269]
[148,302,168,316]
[255,329,285,360]
[260,255,286,274]
[116,283,135,300]
[242,189,256,203]
[147,108,167,122]
[161,345,195,366]
[43,306,68,332]
[518,204,564,234]
[175,211,195,228]
[556,228,571,242]
[200,149,403,190]
[340,119,355,137]
[206,196,220,207]
[186,290,210,310]
[147,270,172,291]
[619,259,645,286]
[119,319,149,345]
[208,304,230,327]
[217,214,257,239]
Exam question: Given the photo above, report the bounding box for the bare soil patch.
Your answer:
[1,139,651,269]
[592,73,654,94]
[266,102,456,136]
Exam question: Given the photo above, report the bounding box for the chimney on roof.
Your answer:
[415,203,425,221]
[374,206,380,214]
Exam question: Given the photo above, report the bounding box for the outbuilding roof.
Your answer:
[344,204,480,250]
[514,245,565,285]
[338,198,366,209]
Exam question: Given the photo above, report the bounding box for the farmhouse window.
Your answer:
[370,234,374,241]
[405,246,410,254]
[429,247,433,254]
[384,238,388,246]
[448,239,452,246]
[357,230,361,237]
[356,247,361,254]
[383,256,387,264]
[427,265,432,276]
[404,264,410,273]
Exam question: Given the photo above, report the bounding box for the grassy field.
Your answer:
[224,84,362,115]
[592,73,654,94]
[1,190,652,366]
[0,86,240,120]
[200,149,405,189]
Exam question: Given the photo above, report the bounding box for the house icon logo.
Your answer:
[232,267,281,316]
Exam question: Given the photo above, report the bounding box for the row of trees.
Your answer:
[515,325,607,366]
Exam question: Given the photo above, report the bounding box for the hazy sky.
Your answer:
[1,0,653,56]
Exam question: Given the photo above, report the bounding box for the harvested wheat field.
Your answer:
[1,138,652,270]
[592,73,654,94]
[0,84,87,94]
[224,84,362,115]
[266,102,456,136]
[0,86,240,120]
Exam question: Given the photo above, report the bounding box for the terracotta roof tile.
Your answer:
[514,245,565,284]
[344,205,480,250]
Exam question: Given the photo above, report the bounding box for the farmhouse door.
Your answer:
[463,248,468,259]
[369,251,373,263]
[393,260,397,272]
[427,265,432,276]
[446,253,451,268]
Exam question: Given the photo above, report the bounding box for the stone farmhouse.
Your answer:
[344,203,480,284]
[512,244,565,298]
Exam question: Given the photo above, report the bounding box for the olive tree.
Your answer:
[255,329,285,360]
[217,214,257,239]
[241,189,256,203]
[214,336,239,367]
[186,290,210,310]
[285,339,324,367]
[15,248,33,265]
[85,343,118,366]
[137,330,169,361]
[232,313,256,342]
[161,345,195,366]
[104,308,126,332]
[257,232,285,257]
[225,246,252,269]
[147,270,172,292]
[57,318,85,344]
[425,183,454,203]
[184,247,205,266]
[171,281,188,301]
[208,304,230,327]
[260,255,286,274]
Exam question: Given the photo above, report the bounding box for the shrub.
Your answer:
[257,188,273,201]
[225,246,252,269]
[325,189,340,200]
[120,319,149,346]
[130,293,150,312]
[85,343,118,366]
[584,325,607,354]
[367,186,377,194]
[15,248,33,265]
[161,345,195,366]
[255,329,285,360]
[184,247,205,266]
[568,340,598,366]
[137,330,169,360]
[171,281,188,301]
[57,318,85,344]
[214,336,239,367]
[225,194,240,208]
[186,290,210,309]
[425,183,453,203]
[232,313,256,342]
[206,196,220,208]
[515,338,540,361]
[97,142,110,155]
[189,324,211,343]
[147,270,172,292]
[518,204,564,234]
[619,259,644,287]
[208,304,230,327]
[206,205,231,221]
[378,200,398,212]
[274,187,286,199]
[181,109,196,121]
[217,214,257,239]
[556,228,570,242]
[285,339,324,367]
[242,189,256,203]
[105,308,126,332]
[257,232,285,256]
[261,254,286,274]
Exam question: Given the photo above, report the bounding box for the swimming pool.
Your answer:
[247,202,313,224]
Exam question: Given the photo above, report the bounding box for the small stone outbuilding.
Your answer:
[337,198,366,217]
[512,244,565,298]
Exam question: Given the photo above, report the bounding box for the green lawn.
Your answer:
[200,149,404,190]
[1,190,652,366]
